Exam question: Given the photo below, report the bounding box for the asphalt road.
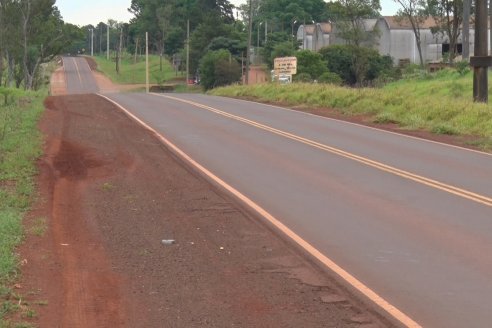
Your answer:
[62,56,99,94]
[64,57,492,327]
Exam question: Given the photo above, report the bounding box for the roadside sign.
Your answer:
[274,56,297,75]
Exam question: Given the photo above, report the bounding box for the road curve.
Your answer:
[62,57,492,327]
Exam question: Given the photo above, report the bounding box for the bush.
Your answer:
[294,73,312,82]
[455,60,470,76]
[295,50,327,79]
[199,49,241,90]
[318,72,342,85]
[319,44,395,86]
[319,45,354,84]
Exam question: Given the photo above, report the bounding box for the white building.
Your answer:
[297,16,482,65]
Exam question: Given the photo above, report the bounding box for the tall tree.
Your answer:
[428,0,463,62]
[327,0,381,46]
[258,0,327,33]
[394,0,429,67]
[19,0,65,90]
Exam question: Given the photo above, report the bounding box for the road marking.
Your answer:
[230,96,492,157]
[155,94,492,208]
[98,93,421,328]
[72,57,83,86]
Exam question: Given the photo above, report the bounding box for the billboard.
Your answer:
[274,56,297,75]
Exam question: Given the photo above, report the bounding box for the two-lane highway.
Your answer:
[61,56,492,327]
[103,92,492,328]
[62,56,99,94]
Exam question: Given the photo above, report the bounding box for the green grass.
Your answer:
[92,54,178,85]
[0,88,45,327]
[210,69,492,150]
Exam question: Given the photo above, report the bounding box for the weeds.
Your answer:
[0,88,45,326]
[29,218,47,237]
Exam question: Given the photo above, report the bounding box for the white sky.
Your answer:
[56,0,399,26]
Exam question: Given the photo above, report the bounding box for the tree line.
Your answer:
[0,0,469,91]
[0,0,83,90]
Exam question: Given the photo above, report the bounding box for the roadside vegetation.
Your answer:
[0,88,45,327]
[211,67,492,151]
[92,54,179,85]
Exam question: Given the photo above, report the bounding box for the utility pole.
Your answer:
[146,32,149,93]
[463,0,470,59]
[186,19,190,86]
[90,28,94,56]
[470,0,492,102]
[116,27,122,74]
[490,0,492,54]
[245,0,253,85]
[107,24,110,60]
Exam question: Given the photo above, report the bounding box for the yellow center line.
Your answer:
[72,57,83,86]
[99,93,422,327]
[157,94,492,208]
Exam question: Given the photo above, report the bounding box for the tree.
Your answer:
[327,0,381,46]
[295,50,327,79]
[260,31,292,67]
[393,0,429,67]
[270,41,296,65]
[319,45,393,86]
[427,0,463,62]
[258,0,327,33]
[199,49,240,90]
[19,0,66,90]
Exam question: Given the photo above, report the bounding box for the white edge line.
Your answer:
[97,93,422,328]
[204,94,492,157]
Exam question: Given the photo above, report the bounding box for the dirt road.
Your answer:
[17,72,393,326]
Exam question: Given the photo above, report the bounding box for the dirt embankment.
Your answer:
[18,94,394,327]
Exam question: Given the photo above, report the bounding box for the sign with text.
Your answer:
[274,57,297,75]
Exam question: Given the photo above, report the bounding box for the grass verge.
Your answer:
[92,54,179,85]
[0,87,45,328]
[210,69,492,150]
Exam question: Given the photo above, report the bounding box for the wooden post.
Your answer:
[146,32,149,93]
[463,0,470,59]
[186,19,190,87]
[245,0,253,85]
[471,0,491,102]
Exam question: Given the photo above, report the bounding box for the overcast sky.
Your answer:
[56,0,399,27]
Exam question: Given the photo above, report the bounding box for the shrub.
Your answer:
[199,49,241,90]
[319,44,395,86]
[318,72,342,85]
[295,50,327,79]
[294,73,312,82]
[455,60,470,76]
[319,45,354,84]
